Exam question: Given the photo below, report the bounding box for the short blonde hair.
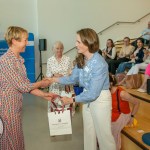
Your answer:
[53,41,64,50]
[4,26,28,46]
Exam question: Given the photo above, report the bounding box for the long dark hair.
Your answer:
[106,39,114,52]
[75,28,99,68]
[136,38,144,45]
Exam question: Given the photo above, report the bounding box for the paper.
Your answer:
[137,130,145,133]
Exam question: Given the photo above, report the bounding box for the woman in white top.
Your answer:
[118,49,150,85]
[102,39,116,61]
[102,39,116,72]
[46,41,72,111]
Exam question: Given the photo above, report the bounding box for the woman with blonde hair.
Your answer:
[47,28,116,150]
[0,26,54,150]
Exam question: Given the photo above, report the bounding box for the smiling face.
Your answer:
[137,39,144,48]
[106,39,114,48]
[123,38,130,46]
[75,34,89,54]
[12,33,28,53]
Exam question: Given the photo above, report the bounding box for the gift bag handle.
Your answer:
[51,95,65,113]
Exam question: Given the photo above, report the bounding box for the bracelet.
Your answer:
[131,115,134,118]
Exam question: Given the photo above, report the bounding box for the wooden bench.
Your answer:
[121,86,150,150]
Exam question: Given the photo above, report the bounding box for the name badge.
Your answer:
[84,66,90,72]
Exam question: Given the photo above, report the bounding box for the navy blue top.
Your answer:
[135,47,145,64]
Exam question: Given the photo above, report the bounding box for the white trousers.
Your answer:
[127,63,148,75]
[82,90,116,150]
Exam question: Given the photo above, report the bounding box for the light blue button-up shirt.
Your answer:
[59,52,109,103]
[142,28,150,40]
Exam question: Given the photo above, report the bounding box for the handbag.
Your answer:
[48,95,72,136]
[73,85,83,95]
[125,74,142,89]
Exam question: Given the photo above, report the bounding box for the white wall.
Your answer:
[37,0,150,64]
[0,0,150,76]
[65,14,150,60]
[0,0,40,77]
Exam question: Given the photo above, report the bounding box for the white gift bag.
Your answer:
[48,110,72,136]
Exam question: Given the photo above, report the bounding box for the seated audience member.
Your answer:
[118,49,150,85]
[116,38,146,74]
[110,75,140,150]
[109,37,135,75]
[132,21,150,48]
[141,21,150,46]
[102,39,116,71]
[137,63,150,93]
[46,41,73,111]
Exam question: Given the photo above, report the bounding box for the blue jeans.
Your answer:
[116,62,133,74]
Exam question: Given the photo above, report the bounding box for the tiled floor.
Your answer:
[22,94,84,150]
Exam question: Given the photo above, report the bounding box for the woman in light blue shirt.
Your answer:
[49,28,116,150]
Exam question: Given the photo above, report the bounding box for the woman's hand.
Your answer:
[42,78,54,84]
[30,89,57,101]
[130,54,135,59]
[144,49,149,55]
[102,50,106,57]
[127,117,134,126]
[43,77,59,83]
[61,96,73,105]
[53,73,63,77]
[43,92,57,101]
[40,79,51,88]
[43,92,57,97]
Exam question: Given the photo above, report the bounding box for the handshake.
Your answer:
[37,77,74,105]
[39,77,58,88]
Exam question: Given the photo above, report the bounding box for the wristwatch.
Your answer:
[72,97,76,102]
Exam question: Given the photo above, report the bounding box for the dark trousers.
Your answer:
[109,57,130,75]
[105,59,115,73]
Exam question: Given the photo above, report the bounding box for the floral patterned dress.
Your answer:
[46,55,73,111]
[0,50,33,150]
